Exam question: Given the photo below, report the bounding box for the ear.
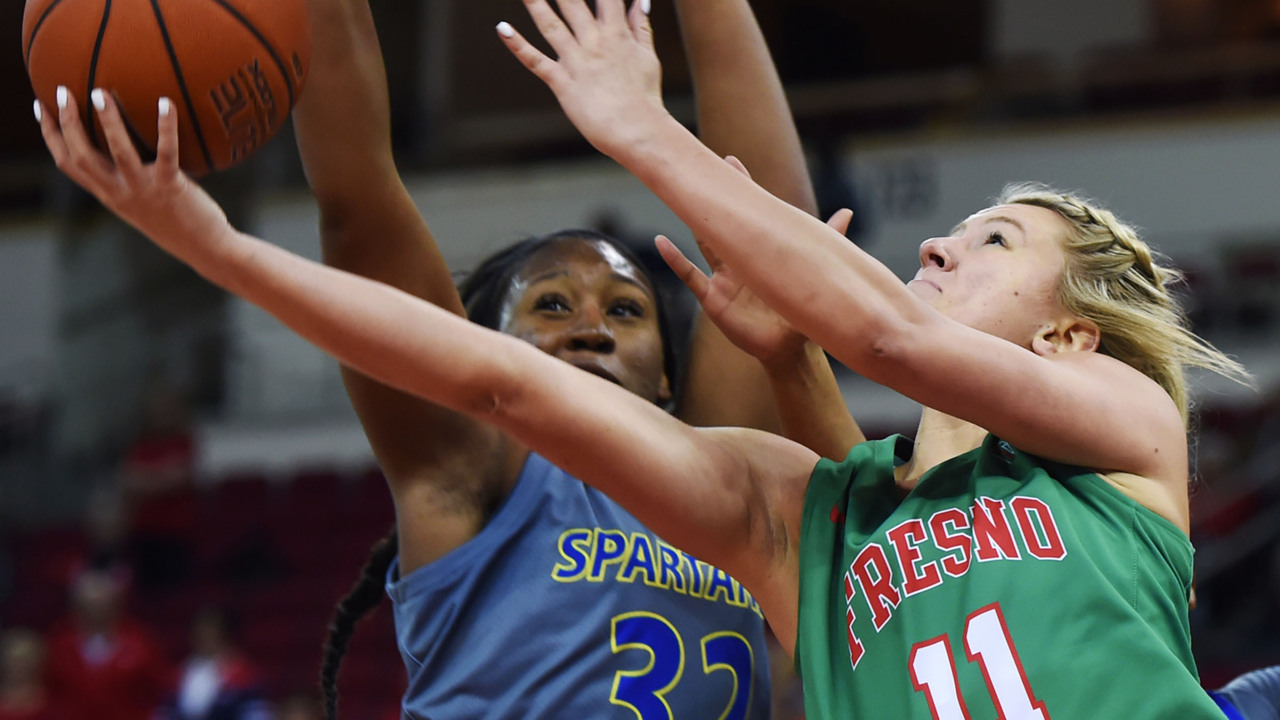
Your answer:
[1030,317,1100,356]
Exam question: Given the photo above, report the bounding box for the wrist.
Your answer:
[760,338,818,378]
[604,108,689,168]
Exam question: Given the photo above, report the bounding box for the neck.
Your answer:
[896,409,988,489]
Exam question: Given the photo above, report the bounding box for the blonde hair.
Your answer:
[995,182,1252,424]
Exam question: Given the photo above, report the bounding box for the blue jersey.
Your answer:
[387,452,772,720]
[1212,666,1280,720]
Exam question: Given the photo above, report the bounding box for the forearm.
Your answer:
[293,0,396,202]
[201,225,764,564]
[295,0,462,314]
[672,0,823,431]
[765,342,864,460]
[678,314,781,432]
[676,0,815,213]
[614,115,915,369]
[186,226,514,419]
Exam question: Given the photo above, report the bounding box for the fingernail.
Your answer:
[33,100,41,123]
[56,86,68,110]
[640,0,651,14]
[496,21,514,38]
[91,89,105,111]
[158,97,171,117]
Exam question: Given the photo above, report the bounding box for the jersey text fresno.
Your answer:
[843,495,1066,670]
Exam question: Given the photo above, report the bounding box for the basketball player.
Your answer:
[1214,666,1280,720]
[290,0,830,715]
[486,2,1256,716]
[40,1,1255,718]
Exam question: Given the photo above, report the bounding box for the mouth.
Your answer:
[566,359,622,386]
[910,277,942,292]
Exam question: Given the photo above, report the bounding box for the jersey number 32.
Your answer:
[610,612,756,720]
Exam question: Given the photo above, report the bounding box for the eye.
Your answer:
[985,231,1007,247]
[608,299,644,318]
[533,293,571,314]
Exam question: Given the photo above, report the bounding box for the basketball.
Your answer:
[22,0,311,177]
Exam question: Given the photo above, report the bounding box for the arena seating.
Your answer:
[2,465,401,719]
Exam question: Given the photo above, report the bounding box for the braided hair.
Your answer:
[996,182,1252,423]
[317,230,693,718]
[319,527,397,720]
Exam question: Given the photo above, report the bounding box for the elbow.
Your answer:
[317,204,359,247]
[453,354,529,427]
[838,305,921,375]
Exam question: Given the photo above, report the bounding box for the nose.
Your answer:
[918,236,953,270]
[566,308,616,353]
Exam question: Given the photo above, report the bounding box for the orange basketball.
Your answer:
[23,0,311,177]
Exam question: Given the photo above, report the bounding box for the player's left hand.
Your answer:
[36,87,231,252]
[497,0,668,158]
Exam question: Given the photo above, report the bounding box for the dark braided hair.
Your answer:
[319,527,397,720]
[317,230,693,718]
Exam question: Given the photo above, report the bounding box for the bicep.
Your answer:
[869,317,1185,479]
[492,360,817,576]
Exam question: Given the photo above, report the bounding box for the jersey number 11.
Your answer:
[908,603,1050,720]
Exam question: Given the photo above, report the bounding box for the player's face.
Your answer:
[500,239,671,405]
[910,204,1071,347]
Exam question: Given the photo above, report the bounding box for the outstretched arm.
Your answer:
[658,185,864,460]
[37,90,818,644]
[673,0,823,432]
[499,0,1186,482]
[676,0,814,215]
[292,0,504,551]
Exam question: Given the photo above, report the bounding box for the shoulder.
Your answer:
[1040,350,1188,480]
[703,427,822,500]
[1050,350,1182,425]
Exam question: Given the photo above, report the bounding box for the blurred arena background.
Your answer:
[1,0,1279,718]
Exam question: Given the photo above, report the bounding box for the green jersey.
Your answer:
[796,434,1225,720]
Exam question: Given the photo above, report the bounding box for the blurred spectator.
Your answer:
[121,377,195,498]
[118,377,197,590]
[155,607,272,720]
[80,485,133,580]
[275,693,321,720]
[0,628,65,720]
[44,569,172,720]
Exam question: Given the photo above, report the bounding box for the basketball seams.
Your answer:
[148,0,215,174]
[85,0,112,153]
[23,0,68,67]
[201,0,297,109]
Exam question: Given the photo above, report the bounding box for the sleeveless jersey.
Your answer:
[388,452,772,720]
[1211,665,1280,720]
[795,434,1227,720]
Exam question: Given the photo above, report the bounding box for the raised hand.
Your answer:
[657,156,855,365]
[36,87,231,253]
[497,0,668,157]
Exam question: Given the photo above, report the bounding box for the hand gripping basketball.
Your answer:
[23,0,310,177]
[36,87,234,261]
